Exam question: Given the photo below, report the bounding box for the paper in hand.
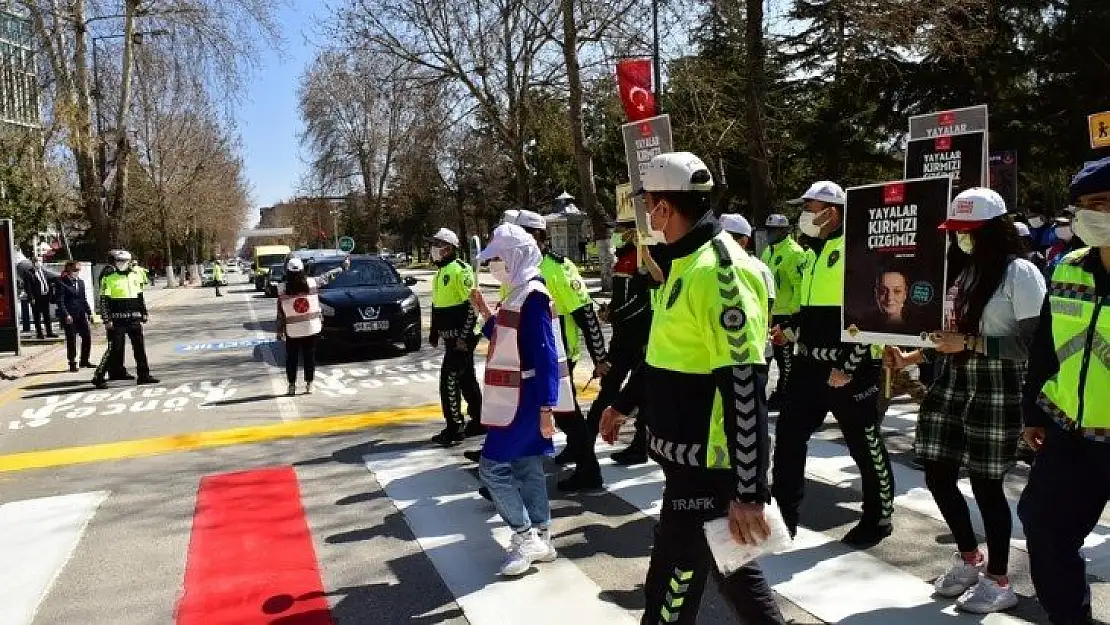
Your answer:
[703,500,794,576]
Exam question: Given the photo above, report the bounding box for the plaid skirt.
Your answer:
[914,353,1025,480]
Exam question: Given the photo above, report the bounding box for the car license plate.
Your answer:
[354,321,389,332]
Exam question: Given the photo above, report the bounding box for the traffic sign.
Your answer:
[338,236,355,253]
[1089,111,1110,150]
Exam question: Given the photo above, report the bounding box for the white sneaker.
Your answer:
[499,529,550,576]
[534,526,558,563]
[934,552,983,597]
[956,574,1019,613]
[305,381,314,394]
[286,383,296,397]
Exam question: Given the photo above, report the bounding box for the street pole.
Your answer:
[652,0,661,114]
[332,209,339,249]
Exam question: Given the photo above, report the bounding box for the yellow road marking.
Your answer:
[0,385,599,473]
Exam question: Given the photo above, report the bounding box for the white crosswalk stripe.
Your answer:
[0,491,107,625]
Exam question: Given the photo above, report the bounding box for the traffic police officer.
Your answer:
[761,213,807,406]
[93,250,158,388]
[428,227,484,446]
[515,209,611,491]
[596,216,656,466]
[770,181,896,547]
[600,152,784,624]
[211,258,224,297]
[1019,156,1110,625]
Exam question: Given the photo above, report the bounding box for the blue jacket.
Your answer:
[480,286,560,462]
[55,275,92,321]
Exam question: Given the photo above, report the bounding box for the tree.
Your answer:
[337,0,562,209]
[299,49,429,251]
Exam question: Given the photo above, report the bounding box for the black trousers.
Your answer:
[642,466,785,625]
[570,343,644,469]
[20,298,31,332]
[62,318,92,365]
[94,321,149,381]
[285,335,318,384]
[31,294,54,337]
[1019,427,1110,625]
[769,315,793,397]
[439,338,482,429]
[771,358,894,530]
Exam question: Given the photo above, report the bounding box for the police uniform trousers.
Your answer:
[642,466,785,625]
[439,336,482,431]
[771,358,894,531]
[769,315,793,397]
[581,340,644,448]
[1019,426,1110,625]
[94,321,149,381]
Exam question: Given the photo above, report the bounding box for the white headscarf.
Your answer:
[478,223,542,288]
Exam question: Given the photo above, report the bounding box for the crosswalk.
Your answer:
[2,409,1102,624]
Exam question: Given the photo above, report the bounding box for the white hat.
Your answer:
[719,214,752,237]
[478,223,534,263]
[1014,222,1031,237]
[286,257,304,272]
[939,187,1007,231]
[515,209,547,231]
[501,209,520,225]
[114,250,133,262]
[428,227,460,247]
[789,181,846,205]
[765,214,790,228]
[638,152,714,194]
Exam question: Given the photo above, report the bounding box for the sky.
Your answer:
[235,2,323,227]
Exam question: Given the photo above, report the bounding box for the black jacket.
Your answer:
[55,275,93,320]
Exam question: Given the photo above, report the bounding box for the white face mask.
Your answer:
[430,246,445,262]
[1056,225,1073,241]
[115,262,130,271]
[798,209,827,238]
[1073,210,1110,247]
[956,233,975,254]
[1028,217,1045,229]
[488,260,510,284]
[649,205,670,244]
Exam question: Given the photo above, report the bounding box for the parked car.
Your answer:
[265,263,285,297]
[201,265,227,287]
[309,255,421,353]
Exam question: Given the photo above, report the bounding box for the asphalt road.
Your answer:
[0,271,1106,625]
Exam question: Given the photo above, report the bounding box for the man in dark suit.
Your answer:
[56,261,94,372]
[26,257,57,339]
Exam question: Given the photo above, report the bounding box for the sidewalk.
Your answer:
[0,281,192,383]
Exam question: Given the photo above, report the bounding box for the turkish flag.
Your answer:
[616,59,655,122]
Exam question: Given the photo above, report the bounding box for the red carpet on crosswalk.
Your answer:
[176,466,334,625]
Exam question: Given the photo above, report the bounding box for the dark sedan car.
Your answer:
[309,255,422,352]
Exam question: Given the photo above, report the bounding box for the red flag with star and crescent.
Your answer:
[616,59,655,122]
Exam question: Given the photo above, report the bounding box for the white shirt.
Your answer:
[978,258,1046,335]
[747,256,776,302]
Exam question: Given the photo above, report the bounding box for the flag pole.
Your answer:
[652,0,661,114]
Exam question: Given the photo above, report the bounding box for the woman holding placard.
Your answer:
[883,187,1046,614]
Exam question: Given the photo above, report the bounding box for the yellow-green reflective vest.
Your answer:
[799,234,844,307]
[212,264,224,280]
[540,255,592,360]
[101,270,144,300]
[432,260,475,309]
[761,236,807,316]
[646,232,768,468]
[1038,248,1110,438]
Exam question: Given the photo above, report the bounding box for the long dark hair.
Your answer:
[285,270,310,295]
[955,216,1023,334]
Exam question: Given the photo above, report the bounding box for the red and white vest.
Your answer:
[481,280,575,427]
[279,284,323,338]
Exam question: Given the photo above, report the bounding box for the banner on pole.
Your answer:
[908,105,989,140]
[1089,111,1110,150]
[621,114,674,237]
[616,59,656,123]
[615,183,635,224]
[904,131,988,199]
[841,177,952,348]
[989,150,1018,212]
